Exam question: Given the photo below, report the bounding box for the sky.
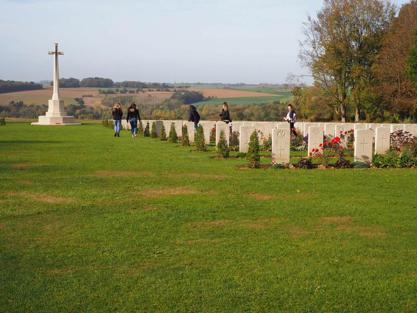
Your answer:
[0,0,409,84]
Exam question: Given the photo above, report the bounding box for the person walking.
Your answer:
[284,104,298,137]
[188,105,200,129]
[126,103,141,137]
[112,103,123,137]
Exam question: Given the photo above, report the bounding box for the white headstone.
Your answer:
[239,125,255,153]
[404,124,417,137]
[390,124,404,133]
[324,123,336,137]
[354,124,366,131]
[216,122,230,145]
[186,122,196,143]
[354,129,373,162]
[375,127,390,155]
[272,127,290,164]
[199,121,215,144]
[308,126,323,156]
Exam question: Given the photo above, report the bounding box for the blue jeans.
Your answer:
[129,118,138,135]
[113,119,121,134]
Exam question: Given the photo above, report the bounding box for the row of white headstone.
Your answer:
[123,120,417,164]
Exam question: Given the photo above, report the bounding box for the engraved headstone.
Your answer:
[272,127,290,164]
[354,129,373,162]
[375,127,390,155]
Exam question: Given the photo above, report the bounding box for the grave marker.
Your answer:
[354,129,373,162]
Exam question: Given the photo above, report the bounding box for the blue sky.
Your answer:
[0,0,409,84]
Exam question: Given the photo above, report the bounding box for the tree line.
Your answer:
[59,77,172,90]
[0,80,43,93]
[298,0,417,123]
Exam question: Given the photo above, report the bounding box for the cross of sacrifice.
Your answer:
[48,43,64,101]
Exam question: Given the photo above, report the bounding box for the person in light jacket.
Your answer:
[284,104,298,137]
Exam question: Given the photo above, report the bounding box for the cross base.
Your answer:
[32,115,80,126]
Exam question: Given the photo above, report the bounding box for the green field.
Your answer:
[1,123,417,312]
[195,94,292,106]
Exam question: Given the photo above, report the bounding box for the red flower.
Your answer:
[319,143,323,147]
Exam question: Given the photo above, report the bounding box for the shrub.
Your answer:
[291,134,305,151]
[151,122,158,138]
[310,136,345,168]
[391,130,414,151]
[216,130,229,158]
[210,126,216,144]
[373,151,399,168]
[262,134,272,152]
[138,120,144,136]
[102,119,112,128]
[298,158,314,169]
[160,124,167,141]
[182,124,190,146]
[144,122,150,137]
[195,125,207,151]
[168,123,178,143]
[398,149,415,168]
[352,161,371,168]
[0,117,5,126]
[247,130,260,168]
[229,130,240,151]
[334,158,352,169]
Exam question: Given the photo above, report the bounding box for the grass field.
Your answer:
[1,123,417,312]
[194,95,291,106]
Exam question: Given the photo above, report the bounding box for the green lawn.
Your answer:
[1,123,417,313]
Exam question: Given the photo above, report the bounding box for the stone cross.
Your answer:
[49,43,64,101]
[354,129,373,162]
[32,43,78,125]
[272,126,290,164]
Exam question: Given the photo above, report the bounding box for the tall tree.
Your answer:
[373,1,417,121]
[300,0,395,122]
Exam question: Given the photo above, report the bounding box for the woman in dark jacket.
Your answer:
[219,102,232,124]
[126,103,141,137]
[188,105,200,129]
[112,103,123,137]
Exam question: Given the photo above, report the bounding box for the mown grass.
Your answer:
[1,123,417,313]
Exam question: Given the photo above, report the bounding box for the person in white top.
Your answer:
[284,104,298,137]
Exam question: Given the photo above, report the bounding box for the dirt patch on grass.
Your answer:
[320,216,353,224]
[94,170,153,177]
[318,216,385,238]
[11,163,31,170]
[5,192,73,204]
[288,225,310,238]
[185,238,223,245]
[242,217,280,230]
[169,173,230,180]
[17,179,33,186]
[249,193,275,201]
[138,187,201,198]
[188,219,233,229]
[337,224,386,238]
[0,223,5,230]
[46,268,77,275]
